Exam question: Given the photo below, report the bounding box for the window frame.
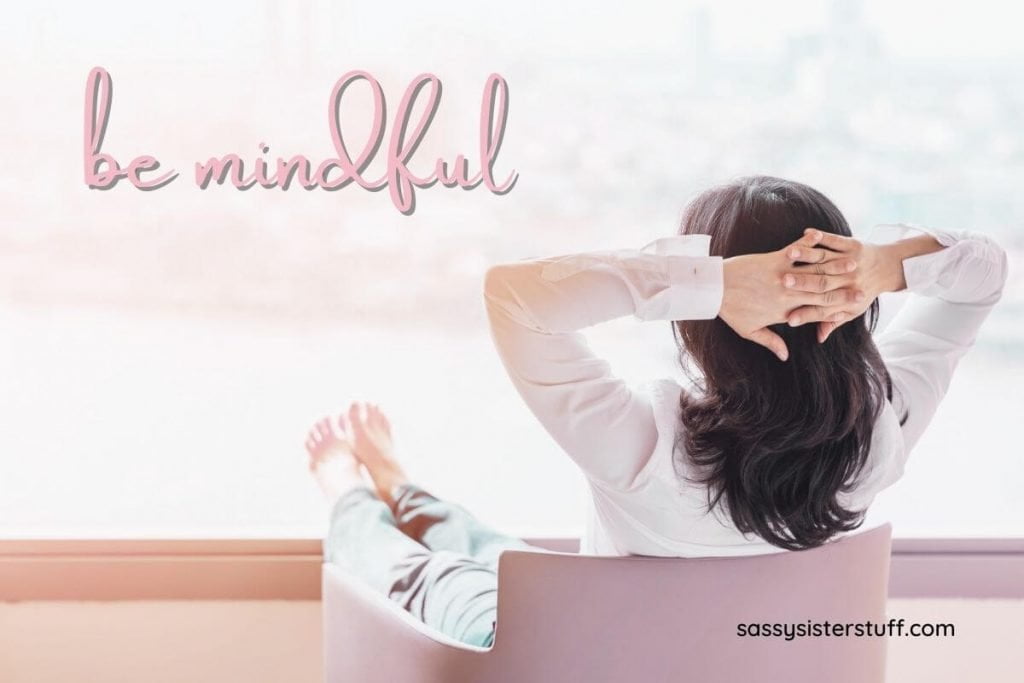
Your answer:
[2,536,1022,600]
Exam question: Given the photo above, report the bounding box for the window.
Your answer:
[1,0,1020,539]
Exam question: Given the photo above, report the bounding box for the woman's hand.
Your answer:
[786,228,945,342]
[784,228,904,343]
[720,230,866,361]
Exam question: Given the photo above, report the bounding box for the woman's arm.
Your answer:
[483,237,720,489]
[870,224,1009,455]
[788,225,1009,455]
[484,233,863,488]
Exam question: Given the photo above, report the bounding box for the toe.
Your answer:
[370,403,385,429]
[368,404,390,434]
[336,412,351,436]
[349,402,366,430]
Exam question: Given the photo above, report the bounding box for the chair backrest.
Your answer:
[323,524,892,683]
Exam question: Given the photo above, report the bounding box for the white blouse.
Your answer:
[484,224,1008,556]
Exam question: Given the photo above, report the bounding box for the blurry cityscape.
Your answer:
[2,0,1022,335]
[0,0,1021,535]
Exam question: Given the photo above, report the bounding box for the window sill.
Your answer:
[1,537,1022,601]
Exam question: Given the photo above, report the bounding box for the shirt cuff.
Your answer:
[540,234,725,322]
[865,222,1006,302]
[866,222,961,295]
[635,235,723,321]
[865,222,960,249]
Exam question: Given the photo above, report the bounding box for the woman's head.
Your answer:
[674,175,895,550]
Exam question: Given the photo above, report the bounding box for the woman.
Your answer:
[306,175,1008,647]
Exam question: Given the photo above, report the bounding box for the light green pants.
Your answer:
[324,485,535,648]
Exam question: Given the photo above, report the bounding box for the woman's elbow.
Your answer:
[987,236,1010,302]
[482,262,527,321]
[968,233,1010,303]
[484,261,538,306]
[483,261,549,331]
[483,263,513,298]
[482,264,513,314]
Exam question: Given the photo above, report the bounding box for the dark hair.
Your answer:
[673,175,900,551]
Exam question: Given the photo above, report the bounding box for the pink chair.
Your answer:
[323,523,891,683]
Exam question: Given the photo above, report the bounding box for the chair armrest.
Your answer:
[323,564,488,651]
[322,563,488,683]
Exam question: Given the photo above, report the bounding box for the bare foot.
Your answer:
[304,416,365,505]
[347,401,409,506]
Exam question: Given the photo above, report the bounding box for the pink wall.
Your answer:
[0,601,322,683]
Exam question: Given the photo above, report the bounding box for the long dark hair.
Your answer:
[674,176,900,550]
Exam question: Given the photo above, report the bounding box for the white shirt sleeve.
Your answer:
[483,235,723,489]
[870,223,1009,458]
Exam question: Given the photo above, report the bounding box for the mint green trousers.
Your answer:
[324,485,536,648]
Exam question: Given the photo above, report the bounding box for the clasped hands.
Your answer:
[719,228,892,361]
